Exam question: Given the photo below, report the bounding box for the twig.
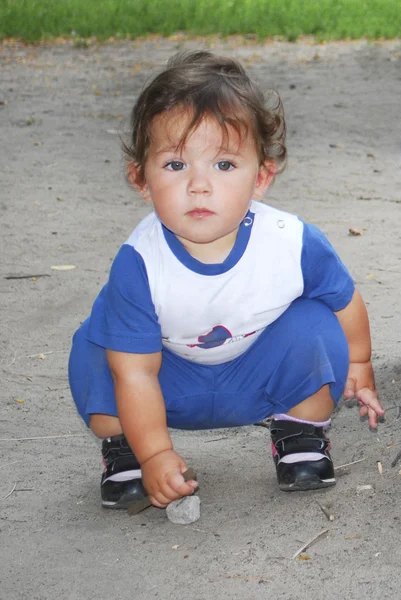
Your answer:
[0,434,86,442]
[0,460,22,470]
[254,420,272,429]
[26,350,68,358]
[4,351,18,368]
[382,404,401,418]
[391,449,401,468]
[3,372,68,380]
[0,482,17,500]
[292,529,329,560]
[5,274,50,280]
[376,265,401,273]
[334,458,365,471]
[315,500,334,521]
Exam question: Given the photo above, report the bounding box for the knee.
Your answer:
[277,298,349,376]
[89,415,123,438]
[284,298,344,340]
[71,318,90,344]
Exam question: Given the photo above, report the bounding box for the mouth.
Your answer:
[186,208,215,219]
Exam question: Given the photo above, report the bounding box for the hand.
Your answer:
[141,449,198,508]
[343,360,384,429]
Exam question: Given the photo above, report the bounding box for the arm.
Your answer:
[108,349,170,462]
[107,349,198,506]
[335,289,384,428]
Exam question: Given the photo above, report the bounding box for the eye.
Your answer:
[165,161,185,171]
[215,161,234,171]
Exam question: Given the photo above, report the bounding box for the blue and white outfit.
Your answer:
[69,201,353,429]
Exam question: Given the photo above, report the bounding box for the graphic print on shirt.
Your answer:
[186,326,256,349]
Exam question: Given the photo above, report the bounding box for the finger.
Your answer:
[356,388,385,415]
[343,377,356,398]
[149,496,168,509]
[359,404,368,419]
[151,488,178,506]
[368,406,379,430]
[167,472,199,496]
[155,476,192,503]
[178,479,199,495]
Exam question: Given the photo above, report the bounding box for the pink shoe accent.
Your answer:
[272,413,331,428]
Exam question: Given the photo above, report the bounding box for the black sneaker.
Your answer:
[270,419,335,491]
[101,434,147,509]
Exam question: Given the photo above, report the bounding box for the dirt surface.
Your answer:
[1,37,401,600]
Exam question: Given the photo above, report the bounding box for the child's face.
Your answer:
[135,109,274,259]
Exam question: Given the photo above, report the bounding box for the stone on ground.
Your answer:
[166,496,201,524]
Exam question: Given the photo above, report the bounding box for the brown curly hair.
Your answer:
[124,50,287,187]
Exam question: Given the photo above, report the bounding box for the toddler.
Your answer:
[69,50,384,509]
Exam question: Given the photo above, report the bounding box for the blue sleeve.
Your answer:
[301,221,355,311]
[86,244,162,353]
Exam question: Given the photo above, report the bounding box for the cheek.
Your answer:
[231,174,259,199]
[148,183,182,218]
[152,175,187,203]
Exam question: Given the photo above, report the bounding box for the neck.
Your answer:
[178,229,238,264]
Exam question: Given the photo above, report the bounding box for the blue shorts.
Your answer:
[68,298,349,430]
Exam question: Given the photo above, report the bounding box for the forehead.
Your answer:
[148,108,254,153]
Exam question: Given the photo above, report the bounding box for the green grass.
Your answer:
[1,0,400,42]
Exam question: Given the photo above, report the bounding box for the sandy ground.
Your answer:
[1,36,401,599]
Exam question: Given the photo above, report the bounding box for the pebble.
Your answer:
[356,484,374,494]
[166,495,201,525]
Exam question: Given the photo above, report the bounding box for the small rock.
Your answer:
[166,496,201,525]
[356,484,374,494]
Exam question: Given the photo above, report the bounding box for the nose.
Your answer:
[187,166,211,195]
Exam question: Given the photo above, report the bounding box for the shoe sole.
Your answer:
[279,475,336,492]
[101,492,147,510]
[102,498,133,509]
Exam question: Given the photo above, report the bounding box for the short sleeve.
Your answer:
[301,221,355,311]
[87,244,162,353]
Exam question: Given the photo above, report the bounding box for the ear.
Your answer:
[127,161,151,202]
[253,161,276,200]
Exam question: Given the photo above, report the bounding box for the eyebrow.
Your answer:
[154,145,243,157]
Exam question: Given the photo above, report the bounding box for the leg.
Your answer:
[264,298,349,417]
[264,298,349,491]
[68,319,223,509]
[212,297,348,427]
[287,384,334,422]
[68,319,119,427]
[68,322,226,507]
[197,297,348,490]
[89,415,122,438]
